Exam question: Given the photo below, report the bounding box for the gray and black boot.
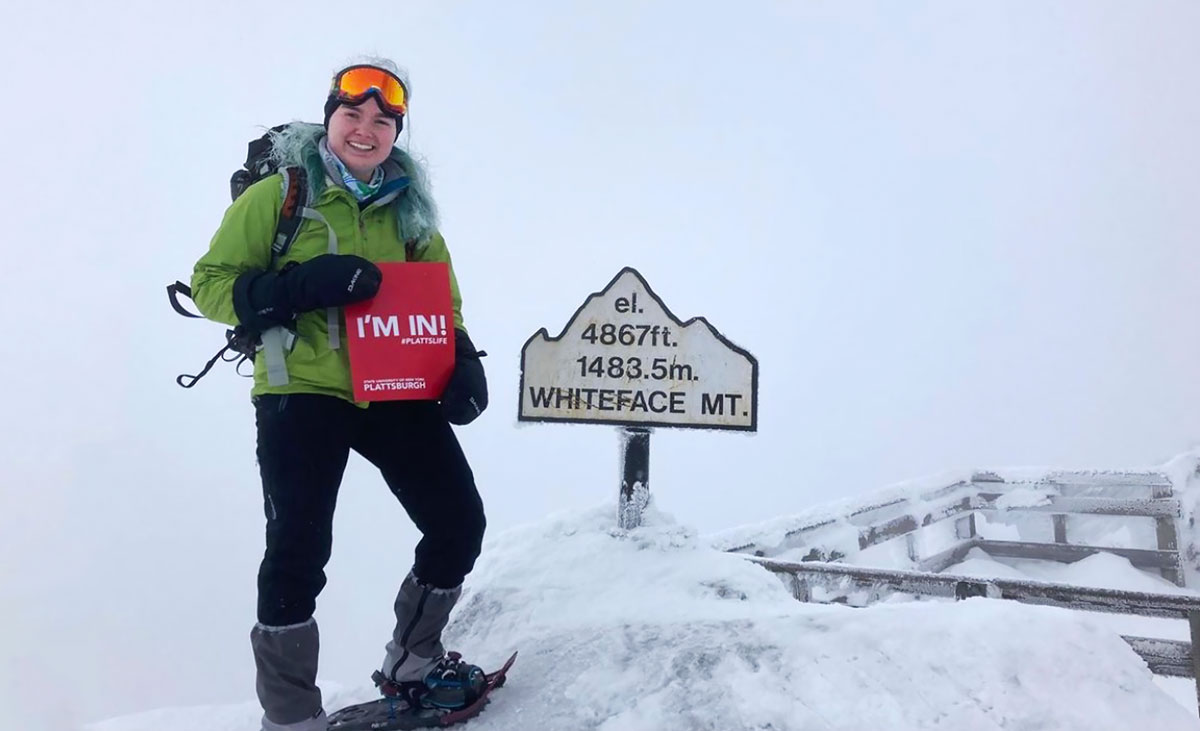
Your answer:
[251,618,327,731]
[375,573,485,710]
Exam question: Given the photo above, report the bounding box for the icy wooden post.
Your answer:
[619,427,650,529]
[1190,610,1200,715]
[1153,483,1184,586]
[1052,514,1068,544]
[954,513,977,541]
[905,534,920,564]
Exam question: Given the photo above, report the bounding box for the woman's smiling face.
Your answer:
[326,95,397,178]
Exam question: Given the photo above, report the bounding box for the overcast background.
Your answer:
[2,1,1198,728]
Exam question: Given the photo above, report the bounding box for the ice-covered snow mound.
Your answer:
[90,504,1199,731]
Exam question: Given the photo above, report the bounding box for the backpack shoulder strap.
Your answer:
[271,166,309,267]
[166,281,204,318]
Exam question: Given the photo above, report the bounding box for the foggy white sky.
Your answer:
[2,1,1198,728]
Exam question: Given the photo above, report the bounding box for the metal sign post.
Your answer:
[519,267,758,528]
[619,426,651,529]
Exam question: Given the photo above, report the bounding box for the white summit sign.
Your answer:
[519,267,757,431]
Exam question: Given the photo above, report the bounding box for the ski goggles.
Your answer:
[330,65,408,116]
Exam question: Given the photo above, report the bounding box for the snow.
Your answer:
[1163,451,1200,588]
[974,512,1024,541]
[942,546,1200,710]
[948,548,1187,594]
[709,469,977,554]
[991,487,1053,510]
[89,502,1200,731]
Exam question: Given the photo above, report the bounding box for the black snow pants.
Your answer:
[253,393,486,627]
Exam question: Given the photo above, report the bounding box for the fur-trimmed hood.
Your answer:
[265,122,439,245]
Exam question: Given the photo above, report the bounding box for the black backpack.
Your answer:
[167,124,309,388]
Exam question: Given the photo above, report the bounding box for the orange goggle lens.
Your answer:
[331,66,408,115]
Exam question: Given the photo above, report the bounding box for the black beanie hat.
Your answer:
[323,94,404,140]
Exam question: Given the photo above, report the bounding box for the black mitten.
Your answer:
[233,254,382,332]
[441,329,488,425]
[280,254,382,310]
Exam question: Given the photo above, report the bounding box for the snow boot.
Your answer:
[372,652,486,711]
[378,572,459,685]
[252,618,327,731]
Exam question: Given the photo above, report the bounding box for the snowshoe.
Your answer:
[328,651,517,730]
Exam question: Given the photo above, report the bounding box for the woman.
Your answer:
[191,57,488,731]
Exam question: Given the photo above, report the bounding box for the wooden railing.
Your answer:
[968,471,1184,586]
[725,471,1185,586]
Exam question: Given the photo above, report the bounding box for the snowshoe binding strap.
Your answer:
[372,670,431,710]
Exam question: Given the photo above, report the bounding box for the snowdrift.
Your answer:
[89,504,1199,730]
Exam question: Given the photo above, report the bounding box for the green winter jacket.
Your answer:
[191,124,465,404]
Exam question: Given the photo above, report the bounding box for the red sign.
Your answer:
[344,262,456,402]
